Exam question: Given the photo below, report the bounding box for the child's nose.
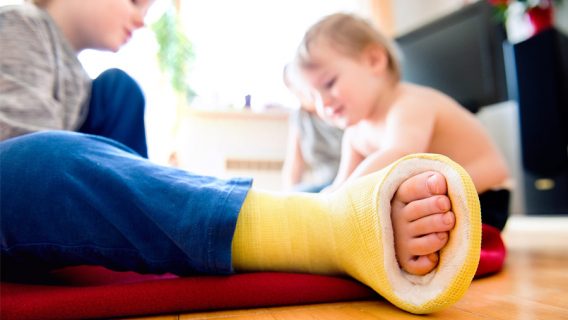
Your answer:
[132,10,145,29]
[320,91,334,108]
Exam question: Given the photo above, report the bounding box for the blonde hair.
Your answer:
[297,13,401,82]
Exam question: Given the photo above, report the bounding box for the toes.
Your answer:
[407,211,455,236]
[407,232,449,256]
[393,171,448,204]
[404,254,439,276]
[400,196,452,222]
[391,171,452,276]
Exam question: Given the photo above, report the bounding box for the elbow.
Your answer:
[496,157,510,183]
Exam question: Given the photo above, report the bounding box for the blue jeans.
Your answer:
[79,69,148,158]
[0,131,252,277]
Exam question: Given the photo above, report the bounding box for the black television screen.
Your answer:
[395,1,508,113]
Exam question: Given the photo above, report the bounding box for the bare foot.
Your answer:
[391,171,456,275]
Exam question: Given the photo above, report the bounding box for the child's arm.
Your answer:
[281,126,305,190]
[322,129,365,192]
[347,102,437,184]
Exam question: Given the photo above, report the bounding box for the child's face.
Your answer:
[302,42,387,128]
[66,0,153,51]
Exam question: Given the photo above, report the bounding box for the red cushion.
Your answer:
[1,270,377,320]
[1,224,505,319]
[475,224,507,277]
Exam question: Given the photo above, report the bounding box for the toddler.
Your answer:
[296,13,511,233]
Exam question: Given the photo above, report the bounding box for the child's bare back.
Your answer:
[342,83,508,275]
[347,82,509,193]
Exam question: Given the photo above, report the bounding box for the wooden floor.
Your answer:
[127,216,568,320]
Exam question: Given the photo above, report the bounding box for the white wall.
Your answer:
[556,1,568,35]
[180,0,373,112]
[391,0,472,35]
[476,102,525,215]
[176,109,290,190]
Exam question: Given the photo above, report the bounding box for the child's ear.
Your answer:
[363,44,388,75]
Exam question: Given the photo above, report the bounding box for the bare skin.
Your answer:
[44,0,153,52]
[391,171,455,275]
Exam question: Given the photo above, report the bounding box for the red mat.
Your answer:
[1,270,377,320]
[0,224,505,320]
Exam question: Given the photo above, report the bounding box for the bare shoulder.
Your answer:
[388,83,446,115]
[396,83,466,114]
[400,83,453,103]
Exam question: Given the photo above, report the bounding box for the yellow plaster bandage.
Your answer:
[232,153,481,314]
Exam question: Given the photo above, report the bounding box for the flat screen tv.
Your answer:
[395,1,508,113]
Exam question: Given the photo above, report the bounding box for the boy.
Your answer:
[0,0,153,156]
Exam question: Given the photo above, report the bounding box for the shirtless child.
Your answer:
[295,13,509,275]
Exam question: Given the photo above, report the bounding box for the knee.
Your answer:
[92,69,146,118]
[95,68,144,101]
[2,131,83,159]
[0,131,124,162]
[1,131,76,152]
[97,68,133,83]
[0,131,82,185]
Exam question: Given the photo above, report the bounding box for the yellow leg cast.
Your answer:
[232,153,481,314]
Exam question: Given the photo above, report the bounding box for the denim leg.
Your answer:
[79,68,148,158]
[0,131,252,276]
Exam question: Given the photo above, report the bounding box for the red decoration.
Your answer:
[527,5,554,35]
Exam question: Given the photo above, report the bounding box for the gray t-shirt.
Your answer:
[292,108,344,185]
[0,4,91,141]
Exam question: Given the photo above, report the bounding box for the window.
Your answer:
[179,0,371,110]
